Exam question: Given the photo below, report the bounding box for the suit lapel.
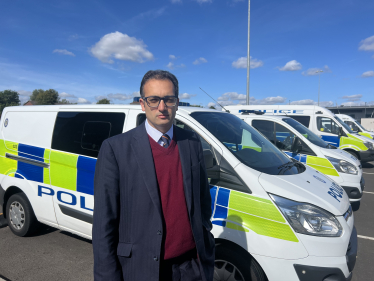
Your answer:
[175,127,193,215]
[131,123,162,218]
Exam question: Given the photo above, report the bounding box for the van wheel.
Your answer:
[214,243,267,281]
[6,193,38,237]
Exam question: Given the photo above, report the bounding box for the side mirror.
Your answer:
[291,137,302,154]
[203,149,214,169]
[203,149,220,180]
[338,127,344,136]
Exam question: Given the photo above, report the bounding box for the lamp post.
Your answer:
[316,70,323,106]
[246,0,251,105]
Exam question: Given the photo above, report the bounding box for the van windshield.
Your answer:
[335,116,354,134]
[190,112,304,175]
[355,121,368,132]
[282,118,329,148]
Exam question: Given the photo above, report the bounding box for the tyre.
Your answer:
[214,242,267,281]
[6,193,39,237]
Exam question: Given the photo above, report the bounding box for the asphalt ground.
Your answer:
[0,163,374,281]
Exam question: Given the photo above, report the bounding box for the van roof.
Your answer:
[240,115,290,121]
[3,104,219,115]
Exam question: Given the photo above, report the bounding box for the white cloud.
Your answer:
[362,70,374,78]
[290,99,334,107]
[77,98,91,104]
[167,61,185,70]
[341,101,367,107]
[53,49,75,57]
[95,91,140,102]
[90,31,154,64]
[60,92,77,98]
[359,35,374,52]
[342,94,362,101]
[17,90,32,105]
[302,65,331,76]
[196,0,212,3]
[207,102,217,108]
[169,55,176,60]
[193,57,208,65]
[278,60,302,71]
[218,92,246,101]
[216,92,286,105]
[232,56,264,69]
[179,93,196,100]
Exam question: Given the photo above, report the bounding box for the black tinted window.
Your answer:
[289,116,310,127]
[252,120,275,144]
[52,112,125,158]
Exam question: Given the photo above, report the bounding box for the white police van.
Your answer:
[225,105,374,163]
[0,105,356,281]
[336,114,374,140]
[233,112,364,203]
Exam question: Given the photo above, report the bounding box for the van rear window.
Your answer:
[51,112,125,158]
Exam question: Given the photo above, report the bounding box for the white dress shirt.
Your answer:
[145,119,174,147]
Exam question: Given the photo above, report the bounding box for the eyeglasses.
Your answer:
[143,96,178,108]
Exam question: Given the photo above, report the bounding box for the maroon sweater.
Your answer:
[148,135,196,260]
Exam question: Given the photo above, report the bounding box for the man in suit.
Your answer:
[93,70,215,281]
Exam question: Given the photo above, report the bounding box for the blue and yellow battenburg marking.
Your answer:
[1,139,298,242]
[0,140,95,195]
[210,186,299,242]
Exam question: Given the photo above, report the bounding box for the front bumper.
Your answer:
[294,227,357,281]
[358,150,374,162]
[341,177,365,201]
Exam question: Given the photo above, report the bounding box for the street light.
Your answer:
[316,70,323,106]
[246,0,250,105]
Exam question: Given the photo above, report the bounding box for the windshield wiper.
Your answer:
[277,160,300,175]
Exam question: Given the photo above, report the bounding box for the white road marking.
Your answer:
[358,235,374,241]
[363,172,374,174]
[363,191,374,194]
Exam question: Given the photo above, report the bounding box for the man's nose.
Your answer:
[158,99,166,111]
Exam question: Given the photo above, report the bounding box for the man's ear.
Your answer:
[140,98,146,112]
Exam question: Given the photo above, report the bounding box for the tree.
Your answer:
[30,89,44,101]
[97,98,110,104]
[209,106,216,109]
[0,90,21,115]
[35,89,59,105]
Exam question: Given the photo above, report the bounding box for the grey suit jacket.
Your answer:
[92,122,215,281]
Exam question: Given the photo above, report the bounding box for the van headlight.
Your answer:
[363,141,374,150]
[326,156,358,175]
[269,194,342,237]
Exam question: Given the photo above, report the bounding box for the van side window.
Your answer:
[252,120,275,144]
[345,121,359,132]
[175,120,210,149]
[274,123,296,151]
[289,116,310,127]
[317,117,340,135]
[52,112,125,158]
[137,114,146,126]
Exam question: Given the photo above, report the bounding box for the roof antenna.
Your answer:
[199,87,230,113]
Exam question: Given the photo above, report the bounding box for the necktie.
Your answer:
[161,134,171,148]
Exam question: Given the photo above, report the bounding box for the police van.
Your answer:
[0,105,356,281]
[232,112,364,203]
[336,114,374,140]
[225,105,374,163]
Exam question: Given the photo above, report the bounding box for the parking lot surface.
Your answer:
[0,162,373,281]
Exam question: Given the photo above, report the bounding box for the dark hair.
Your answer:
[140,70,179,98]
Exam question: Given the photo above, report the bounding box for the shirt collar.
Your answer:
[145,119,174,143]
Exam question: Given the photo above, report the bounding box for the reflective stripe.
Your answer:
[358,132,373,139]
[0,140,18,177]
[306,156,339,177]
[50,150,78,191]
[212,187,298,242]
[341,135,368,151]
[44,149,51,184]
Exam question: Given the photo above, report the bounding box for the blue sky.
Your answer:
[0,0,373,107]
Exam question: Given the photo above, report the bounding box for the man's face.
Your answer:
[140,79,179,133]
